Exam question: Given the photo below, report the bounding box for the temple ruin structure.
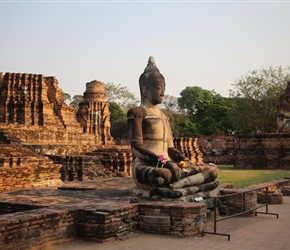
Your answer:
[0,73,113,145]
[0,72,119,189]
[1,70,289,248]
[277,81,290,133]
[0,71,205,187]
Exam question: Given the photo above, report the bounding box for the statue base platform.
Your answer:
[133,180,220,208]
[0,177,217,249]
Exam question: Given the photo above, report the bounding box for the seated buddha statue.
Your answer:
[127,56,218,200]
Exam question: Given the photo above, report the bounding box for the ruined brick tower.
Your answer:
[77,80,113,145]
[0,72,112,147]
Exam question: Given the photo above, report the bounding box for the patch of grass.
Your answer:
[217,165,290,188]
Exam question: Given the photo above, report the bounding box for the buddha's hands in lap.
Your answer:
[163,161,185,182]
[150,167,174,186]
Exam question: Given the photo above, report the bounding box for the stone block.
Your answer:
[138,215,171,233]
[281,186,290,196]
[257,191,283,204]
[139,215,171,225]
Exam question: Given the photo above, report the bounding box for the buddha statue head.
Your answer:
[139,56,166,105]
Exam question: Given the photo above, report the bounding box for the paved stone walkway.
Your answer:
[52,196,290,250]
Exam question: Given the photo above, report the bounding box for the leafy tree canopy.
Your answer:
[109,102,126,122]
[228,66,290,133]
[110,118,128,139]
[177,86,230,135]
[104,82,139,112]
[69,95,83,109]
[230,66,290,100]
[178,86,216,116]
[63,93,71,104]
[159,95,179,112]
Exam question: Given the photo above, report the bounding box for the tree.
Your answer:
[178,86,230,135]
[159,95,179,112]
[229,66,290,133]
[178,86,214,117]
[104,83,138,139]
[110,118,129,139]
[63,93,71,104]
[104,82,139,112]
[109,102,126,122]
[69,95,83,109]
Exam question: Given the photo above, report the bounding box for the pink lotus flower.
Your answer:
[156,155,168,167]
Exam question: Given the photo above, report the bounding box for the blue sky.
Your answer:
[1,1,290,99]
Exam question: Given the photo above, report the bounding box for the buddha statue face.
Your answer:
[139,57,166,105]
[142,78,165,105]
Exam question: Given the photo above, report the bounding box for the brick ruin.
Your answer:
[234,133,290,169]
[198,133,290,169]
[277,81,290,133]
[233,80,290,169]
[197,135,237,164]
[0,71,213,248]
[0,72,128,188]
[1,72,290,178]
[0,71,290,248]
[0,73,113,145]
[0,72,204,187]
[198,81,290,169]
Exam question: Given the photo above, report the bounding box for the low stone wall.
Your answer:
[0,201,207,248]
[197,134,290,169]
[0,208,76,250]
[219,178,290,216]
[257,191,283,204]
[219,188,257,216]
[49,147,132,181]
[76,205,138,242]
[138,202,207,237]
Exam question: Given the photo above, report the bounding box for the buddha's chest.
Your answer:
[142,115,170,140]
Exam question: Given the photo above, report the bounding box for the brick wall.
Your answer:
[0,145,62,191]
[0,201,208,248]
[0,167,33,192]
[197,135,237,164]
[0,208,76,250]
[76,205,138,242]
[235,133,290,169]
[138,202,207,237]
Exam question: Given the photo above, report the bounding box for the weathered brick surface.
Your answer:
[197,135,237,164]
[257,191,283,204]
[281,186,290,196]
[0,145,62,190]
[76,206,138,242]
[197,133,290,169]
[220,187,259,216]
[138,202,207,237]
[173,137,203,163]
[0,208,76,250]
[220,179,290,216]
[235,133,290,169]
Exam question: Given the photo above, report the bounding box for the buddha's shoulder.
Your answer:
[127,106,147,119]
